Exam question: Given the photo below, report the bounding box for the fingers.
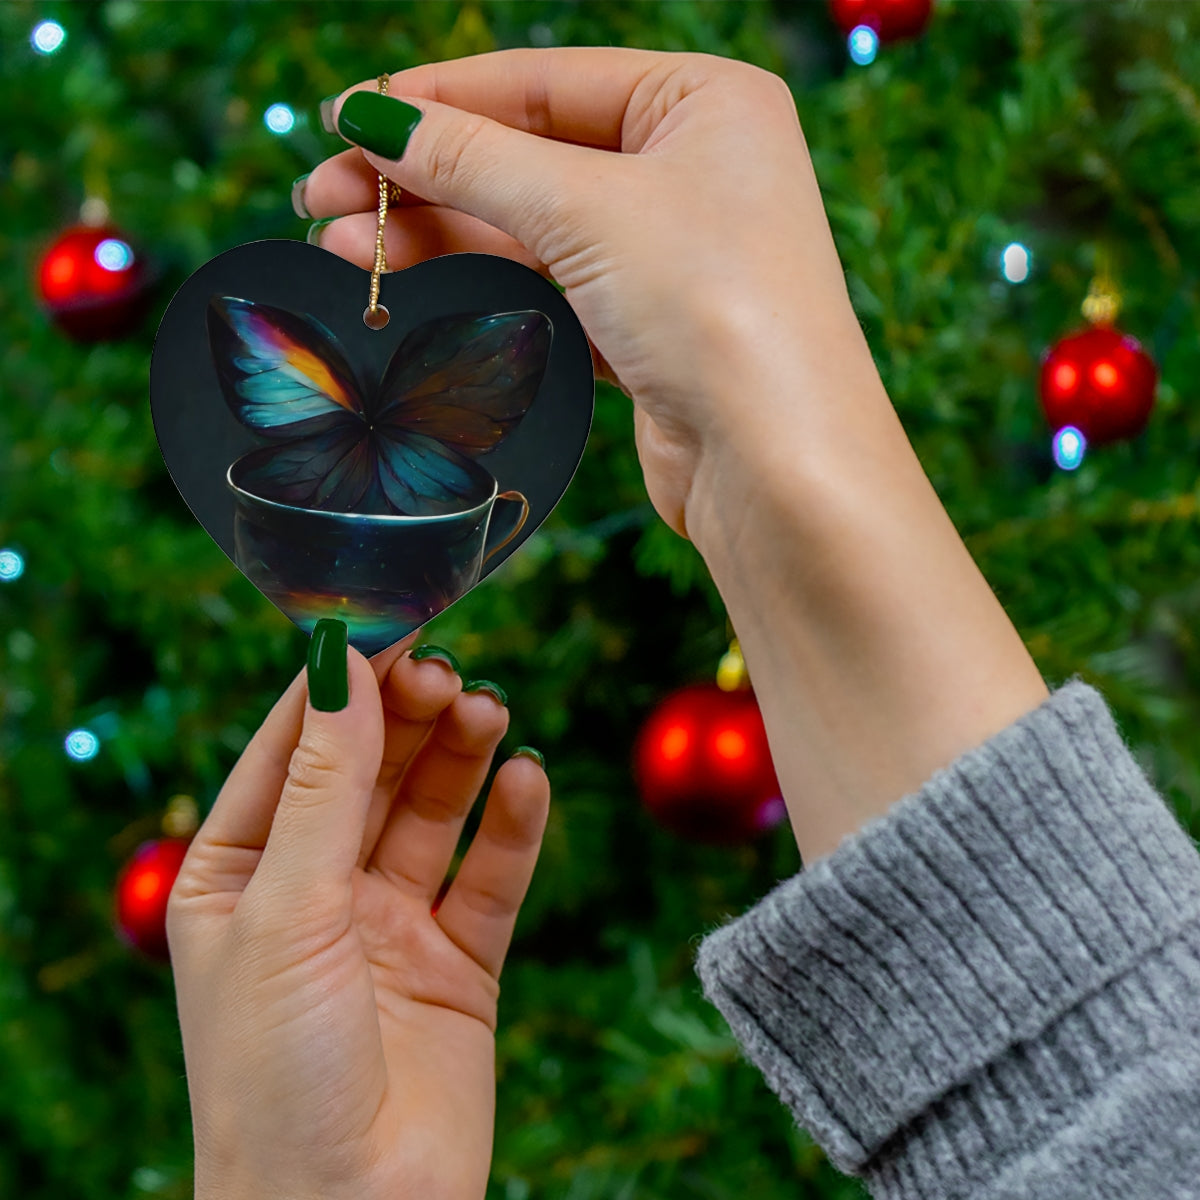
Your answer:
[172,667,308,900]
[171,630,457,903]
[355,650,464,870]
[300,147,414,215]
[302,147,454,215]
[250,646,386,900]
[365,688,510,902]
[313,205,545,275]
[434,753,550,981]
[374,47,671,150]
[366,628,420,686]
[327,87,622,263]
[376,651,463,796]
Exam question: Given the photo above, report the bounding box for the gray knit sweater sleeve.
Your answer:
[693,680,1200,1199]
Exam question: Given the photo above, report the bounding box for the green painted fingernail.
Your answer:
[336,91,423,159]
[319,94,339,134]
[291,173,311,219]
[410,644,460,673]
[306,217,335,247]
[464,679,508,706]
[513,746,545,769]
[308,619,348,712]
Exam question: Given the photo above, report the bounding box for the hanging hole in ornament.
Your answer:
[363,304,390,330]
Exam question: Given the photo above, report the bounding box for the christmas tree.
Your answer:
[2,2,1198,1197]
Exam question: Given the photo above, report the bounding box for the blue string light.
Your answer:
[65,729,101,762]
[0,549,24,581]
[31,20,66,55]
[264,103,296,135]
[1052,425,1086,471]
[848,25,879,66]
[95,238,134,272]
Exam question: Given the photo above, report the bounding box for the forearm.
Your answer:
[686,313,1048,864]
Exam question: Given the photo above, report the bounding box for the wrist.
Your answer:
[683,310,895,569]
[675,274,881,548]
[684,333,1048,864]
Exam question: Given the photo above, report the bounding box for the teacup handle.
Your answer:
[482,490,530,564]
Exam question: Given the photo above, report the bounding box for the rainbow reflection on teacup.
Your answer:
[227,453,528,654]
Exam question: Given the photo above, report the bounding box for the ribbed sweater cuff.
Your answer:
[693,679,1200,1187]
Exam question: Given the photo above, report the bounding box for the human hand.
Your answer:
[299,49,1047,869]
[167,624,549,1200]
[299,47,881,546]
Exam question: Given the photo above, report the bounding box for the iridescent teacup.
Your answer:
[227,453,529,654]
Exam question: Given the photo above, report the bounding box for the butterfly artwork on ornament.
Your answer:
[206,295,551,653]
[150,242,593,657]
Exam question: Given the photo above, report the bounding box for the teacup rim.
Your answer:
[225,459,499,524]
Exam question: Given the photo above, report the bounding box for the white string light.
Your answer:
[31,20,66,55]
[1001,242,1032,284]
[264,103,296,135]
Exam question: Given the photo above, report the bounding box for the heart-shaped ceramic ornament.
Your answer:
[150,240,594,655]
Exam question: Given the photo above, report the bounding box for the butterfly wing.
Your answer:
[375,432,497,516]
[370,311,551,514]
[232,427,378,513]
[207,296,367,438]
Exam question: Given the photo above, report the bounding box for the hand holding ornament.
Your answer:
[307,47,1048,864]
[168,628,548,1200]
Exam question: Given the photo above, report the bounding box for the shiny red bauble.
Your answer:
[1039,325,1157,446]
[633,683,785,845]
[828,0,933,41]
[114,838,191,960]
[37,224,152,340]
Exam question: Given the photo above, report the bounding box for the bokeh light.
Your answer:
[264,103,296,134]
[1052,425,1086,471]
[31,20,66,54]
[848,25,879,65]
[94,238,134,272]
[0,549,24,582]
[1001,242,1031,283]
[65,729,101,761]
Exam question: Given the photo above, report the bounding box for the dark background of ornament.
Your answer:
[151,240,594,577]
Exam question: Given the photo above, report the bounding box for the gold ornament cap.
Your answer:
[716,638,749,691]
[1081,247,1121,326]
[162,794,200,839]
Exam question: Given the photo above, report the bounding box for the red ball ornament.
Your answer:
[37,224,152,341]
[633,683,785,845]
[114,837,191,961]
[1039,325,1157,446]
[828,0,933,42]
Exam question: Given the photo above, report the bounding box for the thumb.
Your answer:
[253,619,384,901]
[330,88,608,263]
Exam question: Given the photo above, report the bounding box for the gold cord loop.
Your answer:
[365,74,395,328]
